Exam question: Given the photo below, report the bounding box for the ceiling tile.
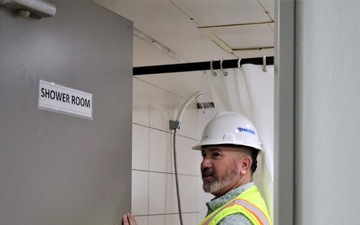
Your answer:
[112,0,235,61]
[171,0,271,26]
[211,24,274,49]
[258,0,275,21]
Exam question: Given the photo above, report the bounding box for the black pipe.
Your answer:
[133,56,274,75]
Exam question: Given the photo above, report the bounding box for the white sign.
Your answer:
[38,80,93,119]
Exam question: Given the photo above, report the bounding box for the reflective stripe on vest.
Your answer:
[199,186,271,225]
[226,198,270,225]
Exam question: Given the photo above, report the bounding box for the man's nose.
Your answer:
[201,157,211,168]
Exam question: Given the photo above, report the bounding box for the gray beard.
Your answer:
[202,161,238,194]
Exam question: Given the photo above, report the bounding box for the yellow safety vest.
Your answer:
[199,185,272,225]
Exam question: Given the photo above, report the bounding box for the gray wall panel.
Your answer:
[0,1,133,225]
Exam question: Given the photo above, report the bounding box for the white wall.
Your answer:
[296,1,360,224]
[131,36,217,225]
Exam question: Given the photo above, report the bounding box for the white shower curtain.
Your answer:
[207,63,274,216]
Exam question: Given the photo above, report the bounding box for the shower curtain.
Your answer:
[207,63,274,217]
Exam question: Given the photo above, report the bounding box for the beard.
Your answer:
[201,160,239,194]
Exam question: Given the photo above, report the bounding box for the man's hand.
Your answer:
[122,213,138,225]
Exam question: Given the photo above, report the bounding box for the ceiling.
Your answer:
[95,0,274,64]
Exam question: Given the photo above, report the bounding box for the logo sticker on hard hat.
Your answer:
[237,127,256,135]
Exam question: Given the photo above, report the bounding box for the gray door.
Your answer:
[0,1,133,225]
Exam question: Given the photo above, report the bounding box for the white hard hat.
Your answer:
[192,111,262,153]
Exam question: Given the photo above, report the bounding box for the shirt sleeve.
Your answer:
[217,213,253,225]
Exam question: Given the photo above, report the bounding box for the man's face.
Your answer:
[200,146,244,197]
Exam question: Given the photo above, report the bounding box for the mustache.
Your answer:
[201,168,216,178]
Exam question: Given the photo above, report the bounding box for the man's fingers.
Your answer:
[127,213,137,224]
[122,213,137,225]
[122,215,128,225]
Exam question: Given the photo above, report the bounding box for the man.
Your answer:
[123,111,272,225]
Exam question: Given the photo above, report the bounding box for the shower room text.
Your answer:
[40,88,91,108]
[38,80,93,119]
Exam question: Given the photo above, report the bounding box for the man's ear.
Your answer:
[239,156,252,175]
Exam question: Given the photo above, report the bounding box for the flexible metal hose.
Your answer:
[172,129,184,225]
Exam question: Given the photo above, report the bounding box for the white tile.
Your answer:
[198,108,218,138]
[198,108,217,127]
[149,214,180,225]
[178,175,199,213]
[133,216,149,225]
[197,212,207,225]
[197,176,213,216]
[132,124,149,171]
[176,136,202,176]
[149,129,174,173]
[149,86,178,131]
[149,172,178,214]
[177,97,200,139]
[132,170,149,215]
[133,78,150,126]
[183,213,201,225]
[175,72,210,102]
[146,73,181,97]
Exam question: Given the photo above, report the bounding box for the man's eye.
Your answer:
[212,152,221,157]
[201,151,206,158]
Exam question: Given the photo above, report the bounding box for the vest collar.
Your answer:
[206,182,254,214]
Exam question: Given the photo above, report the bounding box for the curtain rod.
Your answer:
[133,56,274,75]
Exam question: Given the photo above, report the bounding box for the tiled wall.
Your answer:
[132,77,216,225]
